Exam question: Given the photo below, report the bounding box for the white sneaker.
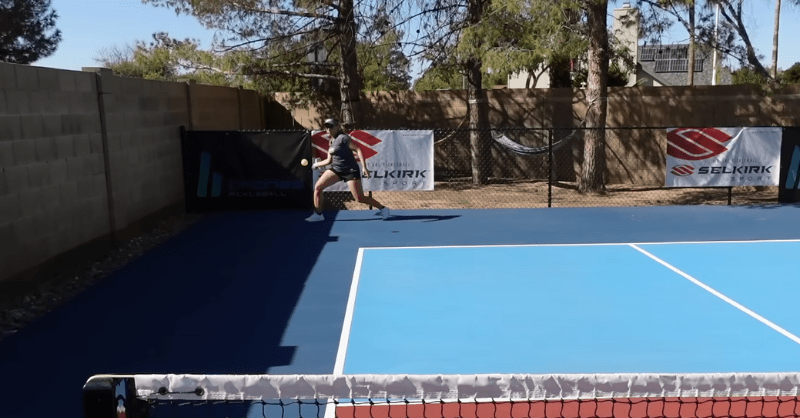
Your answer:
[379,207,391,220]
[305,212,324,222]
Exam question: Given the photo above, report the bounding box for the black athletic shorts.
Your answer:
[332,169,361,182]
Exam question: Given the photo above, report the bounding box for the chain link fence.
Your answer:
[322,127,779,211]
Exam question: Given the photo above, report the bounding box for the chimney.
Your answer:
[613,3,639,86]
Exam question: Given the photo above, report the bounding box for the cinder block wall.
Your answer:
[237,88,264,130]
[188,83,264,130]
[0,63,265,302]
[95,69,190,232]
[0,64,109,291]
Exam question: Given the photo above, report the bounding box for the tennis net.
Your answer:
[83,373,800,418]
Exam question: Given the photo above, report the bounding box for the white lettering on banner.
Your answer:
[314,130,434,192]
[665,127,782,187]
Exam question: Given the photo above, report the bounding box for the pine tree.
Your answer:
[0,0,61,64]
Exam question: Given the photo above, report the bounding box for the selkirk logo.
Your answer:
[667,128,733,161]
[311,130,382,160]
[671,165,694,176]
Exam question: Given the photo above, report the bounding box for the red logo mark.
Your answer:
[667,128,733,161]
[671,165,694,176]
[311,130,381,160]
[311,131,331,160]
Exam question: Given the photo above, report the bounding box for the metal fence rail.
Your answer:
[319,127,780,210]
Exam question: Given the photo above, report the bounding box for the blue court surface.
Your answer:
[1,205,800,417]
[341,241,800,375]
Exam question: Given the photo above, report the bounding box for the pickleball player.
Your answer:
[305,118,391,221]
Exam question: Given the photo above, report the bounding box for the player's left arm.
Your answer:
[349,137,370,178]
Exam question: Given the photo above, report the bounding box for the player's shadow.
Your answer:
[340,214,461,222]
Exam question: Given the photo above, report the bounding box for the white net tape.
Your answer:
[110,373,800,402]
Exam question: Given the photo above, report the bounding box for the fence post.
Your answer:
[548,129,553,208]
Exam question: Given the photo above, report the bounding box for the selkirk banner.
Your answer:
[311,130,434,191]
[665,127,782,187]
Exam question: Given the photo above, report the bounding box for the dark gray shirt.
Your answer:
[329,133,359,173]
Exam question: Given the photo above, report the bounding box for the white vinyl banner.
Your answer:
[312,130,434,192]
[665,127,782,187]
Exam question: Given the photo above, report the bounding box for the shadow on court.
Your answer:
[0,210,333,418]
[338,214,462,222]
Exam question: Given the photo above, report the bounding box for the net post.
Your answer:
[83,375,148,418]
[548,129,553,208]
[728,186,732,205]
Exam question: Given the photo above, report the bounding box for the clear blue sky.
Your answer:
[34,0,217,71]
[31,0,800,74]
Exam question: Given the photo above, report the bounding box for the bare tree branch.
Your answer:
[246,69,342,80]
[228,0,338,22]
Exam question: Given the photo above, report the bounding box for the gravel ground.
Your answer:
[0,214,205,342]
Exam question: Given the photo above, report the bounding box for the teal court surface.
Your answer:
[1,205,800,417]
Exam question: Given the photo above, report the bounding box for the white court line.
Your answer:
[333,248,364,375]
[629,244,800,346]
[322,242,800,418]
[326,249,366,418]
[362,239,800,251]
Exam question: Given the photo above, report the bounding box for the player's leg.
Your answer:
[314,170,340,210]
[306,170,340,221]
[347,179,391,219]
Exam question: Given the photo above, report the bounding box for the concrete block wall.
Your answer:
[604,128,667,184]
[95,70,190,231]
[1,63,266,297]
[0,63,110,284]
[238,88,264,130]
[190,83,244,130]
